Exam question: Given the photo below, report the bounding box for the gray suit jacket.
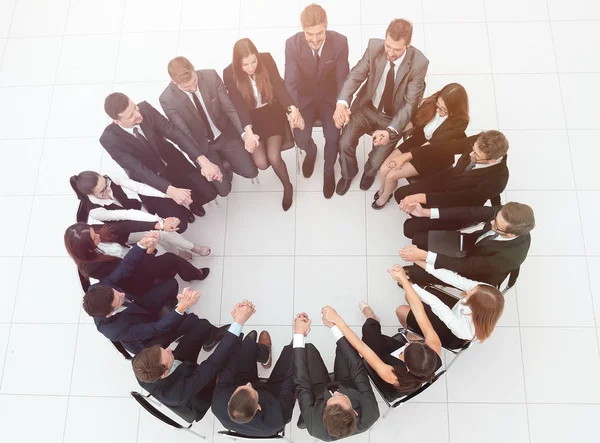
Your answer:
[338,38,429,133]
[159,69,246,152]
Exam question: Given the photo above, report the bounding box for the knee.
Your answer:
[217,182,232,198]
[244,165,259,178]
[255,159,269,170]
[164,278,179,295]
[396,305,410,326]
[403,219,416,239]
[177,218,189,233]
[394,185,407,203]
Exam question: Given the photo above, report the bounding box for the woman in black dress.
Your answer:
[223,38,305,211]
[372,83,469,209]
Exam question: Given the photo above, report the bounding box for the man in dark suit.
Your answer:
[334,19,428,195]
[132,300,257,422]
[82,232,223,354]
[399,202,535,287]
[211,328,295,437]
[100,92,223,218]
[396,130,510,237]
[285,3,349,197]
[159,57,258,197]
[293,313,379,441]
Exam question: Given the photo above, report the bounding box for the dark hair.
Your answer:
[232,38,274,108]
[133,346,167,383]
[386,19,413,45]
[391,342,438,393]
[64,222,118,277]
[500,202,536,236]
[227,387,259,424]
[413,83,469,127]
[82,285,115,317]
[168,56,195,84]
[72,171,101,196]
[301,3,328,28]
[476,130,509,160]
[104,92,130,120]
[322,404,358,438]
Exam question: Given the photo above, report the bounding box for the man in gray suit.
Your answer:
[160,57,259,197]
[333,19,429,195]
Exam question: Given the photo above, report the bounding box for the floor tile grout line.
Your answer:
[219,198,229,325]
[544,2,599,345]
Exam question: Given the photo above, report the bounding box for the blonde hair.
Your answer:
[301,3,328,28]
[168,56,195,84]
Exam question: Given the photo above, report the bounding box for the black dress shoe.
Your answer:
[336,177,352,196]
[297,414,307,429]
[190,204,206,217]
[302,153,316,178]
[186,211,196,223]
[244,330,258,342]
[323,174,335,199]
[282,183,293,211]
[197,267,210,281]
[203,324,231,352]
[371,194,392,210]
[359,173,376,191]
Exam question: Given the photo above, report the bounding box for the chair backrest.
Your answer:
[112,341,133,360]
[502,266,520,294]
[131,391,188,429]
[217,429,285,440]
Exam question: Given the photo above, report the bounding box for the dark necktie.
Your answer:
[190,91,215,141]
[463,161,477,172]
[313,49,320,68]
[133,126,150,147]
[378,60,395,115]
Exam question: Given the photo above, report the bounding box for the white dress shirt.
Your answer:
[372,52,406,110]
[423,112,448,140]
[473,156,503,170]
[88,174,167,223]
[98,242,129,259]
[250,77,265,108]
[293,325,344,348]
[120,124,146,138]
[179,86,222,140]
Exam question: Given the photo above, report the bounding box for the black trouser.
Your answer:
[361,318,407,361]
[138,252,203,282]
[338,103,399,179]
[140,195,192,233]
[394,170,452,203]
[234,334,271,385]
[403,217,471,239]
[303,343,331,391]
[165,159,218,210]
[293,99,341,177]
[150,314,215,354]
[135,278,179,313]
[206,132,259,197]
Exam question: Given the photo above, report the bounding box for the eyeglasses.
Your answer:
[436,101,448,114]
[99,175,111,196]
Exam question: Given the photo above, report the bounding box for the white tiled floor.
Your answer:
[0,1,598,442]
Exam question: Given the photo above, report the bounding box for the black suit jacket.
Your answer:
[211,345,295,437]
[417,135,509,207]
[284,30,349,110]
[99,101,207,193]
[159,69,245,150]
[433,206,531,286]
[90,244,185,354]
[294,339,380,441]
[139,331,240,422]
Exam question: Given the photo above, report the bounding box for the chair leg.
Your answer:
[295,144,301,175]
[183,428,206,440]
[250,177,260,185]
[445,348,465,372]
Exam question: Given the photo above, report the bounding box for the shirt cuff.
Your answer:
[228,322,243,337]
[386,126,398,134]
[425,262,435,274]
[336,99,349,108]
[330,325,344,342]
[426,251,438,265]
[293,334,305,348]
[430,208,440,219]
[136,242,147,249]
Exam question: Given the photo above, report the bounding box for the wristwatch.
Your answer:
[385,128,397,137]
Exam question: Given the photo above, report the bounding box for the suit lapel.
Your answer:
[371,51,387,99]
[196,71,216,122]
[316,34,333,79]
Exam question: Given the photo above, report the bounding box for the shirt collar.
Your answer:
[118,124,138,136]
[473,156,503,170]
[165,359,182,377]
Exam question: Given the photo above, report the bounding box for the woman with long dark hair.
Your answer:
[321,265,442,395]
[64,222,209,296]
[372,83,469,209]
[223,38,305,211]
[71,171,210,260]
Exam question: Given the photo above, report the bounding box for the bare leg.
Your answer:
[376,150,403,197]
[375,162,419,206]
[251,140,269,170]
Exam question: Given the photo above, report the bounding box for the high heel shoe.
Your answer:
[371,194,392,210]
[373,190,381,201]
[282,183,293,211]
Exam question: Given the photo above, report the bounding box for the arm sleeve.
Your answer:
[412,284,473,340]
[338,43,371,104]
[426,182,507,208]
[159,94,194,138]
[293,346,316,420]
[335,36,350,96]
[336,338,376,400]
[434,250,516,277]
[425,263,481,291]
[266,53,294,109]
[113,175,167,198]
[284,39,301,107]
[437,206,498,222]
[223,67,253,129]
[147,102,207,159]
[100,135,171,193]
[213,70,245,134]
[389,60,429,133]
[113,310,185,342]
[100,244,146,287]
[278,353,296,423]
[89,207,159,223]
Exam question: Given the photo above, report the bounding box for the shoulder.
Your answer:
[159,82,176,102]
[198,69,218,80]
[286,32,303,48]
[223,64,233,79]
[260,52,275,64]
[407,46,429,67]
[367,38,384,51]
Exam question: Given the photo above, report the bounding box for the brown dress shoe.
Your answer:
[258,330,272,369]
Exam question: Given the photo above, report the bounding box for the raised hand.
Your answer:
[176,287,200,313]
[162,217,180,232]
[138,231,160,249]
[399,245,427,262]
[231,300,256,325]
[321,305,341,327]
[387,264,407,282]
[294,312,311,336]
